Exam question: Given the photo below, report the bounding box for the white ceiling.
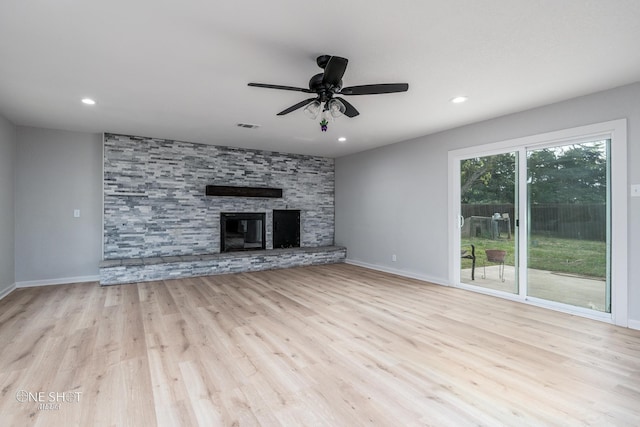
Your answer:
[1,1,639,158]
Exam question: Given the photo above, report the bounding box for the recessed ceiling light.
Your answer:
[451,96,468,104]
[338,137,347,142]
[81,98,96,105]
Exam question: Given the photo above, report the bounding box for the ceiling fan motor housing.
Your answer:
[309,74,342,103]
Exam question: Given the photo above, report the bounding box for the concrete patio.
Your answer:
[461,265,607,312]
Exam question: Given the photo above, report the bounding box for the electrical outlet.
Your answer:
[631,184,640,197]
[392,254,397,262]
[73,209,80,218]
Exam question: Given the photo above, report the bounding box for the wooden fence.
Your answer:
[461,203,606,241]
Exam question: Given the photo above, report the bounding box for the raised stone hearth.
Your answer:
[99,246,346,285]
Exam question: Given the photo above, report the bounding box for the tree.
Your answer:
[528,142,607,204]
[461,142,607,205]
[461,153,515,204]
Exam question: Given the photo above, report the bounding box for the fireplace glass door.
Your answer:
[220,213,265,252]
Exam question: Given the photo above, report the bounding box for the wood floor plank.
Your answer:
[1,264,640,426]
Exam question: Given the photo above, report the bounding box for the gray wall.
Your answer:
[104,134,335,259]
[15,127,103,283]
[335,82,640,322]
[0,114,16,295]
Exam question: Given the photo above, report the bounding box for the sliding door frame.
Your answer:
[448,119,628,326]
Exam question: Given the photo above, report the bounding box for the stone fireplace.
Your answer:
[100,134,345,286]
[103,133,335,260]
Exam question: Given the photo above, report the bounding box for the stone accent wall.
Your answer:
[104,134,335,259]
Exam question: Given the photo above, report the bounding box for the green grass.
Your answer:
[461,235,606,278]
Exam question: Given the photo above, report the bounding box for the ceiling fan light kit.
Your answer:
[303,100,322,119]
[328,99,346,118]
[248,55,409,132]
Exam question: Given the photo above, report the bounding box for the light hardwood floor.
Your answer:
[1,264,639,426]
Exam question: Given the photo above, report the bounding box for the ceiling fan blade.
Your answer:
[340,83,409,95]
[334,97,359,118]
[276,97,318,116]
[248,83,313,93]
[322,56,348,87]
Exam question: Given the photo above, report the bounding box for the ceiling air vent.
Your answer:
[236,123,260,129]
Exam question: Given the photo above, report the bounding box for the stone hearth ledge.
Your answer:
[99,246,347,285]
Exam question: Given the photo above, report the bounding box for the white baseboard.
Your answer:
[16,275,100,288]
[628,319,640,331]
[345,259,449,287]
[0,283,17,300]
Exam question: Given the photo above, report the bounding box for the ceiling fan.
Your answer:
[248,55,409,123]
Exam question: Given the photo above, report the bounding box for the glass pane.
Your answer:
[460,153,518,294]
[526,140,610,312]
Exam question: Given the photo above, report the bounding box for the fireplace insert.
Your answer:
[220,213,266,252]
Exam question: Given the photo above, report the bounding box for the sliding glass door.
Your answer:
[450,121,624,322]
[526,140,610,312]
[459,152,518,294]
